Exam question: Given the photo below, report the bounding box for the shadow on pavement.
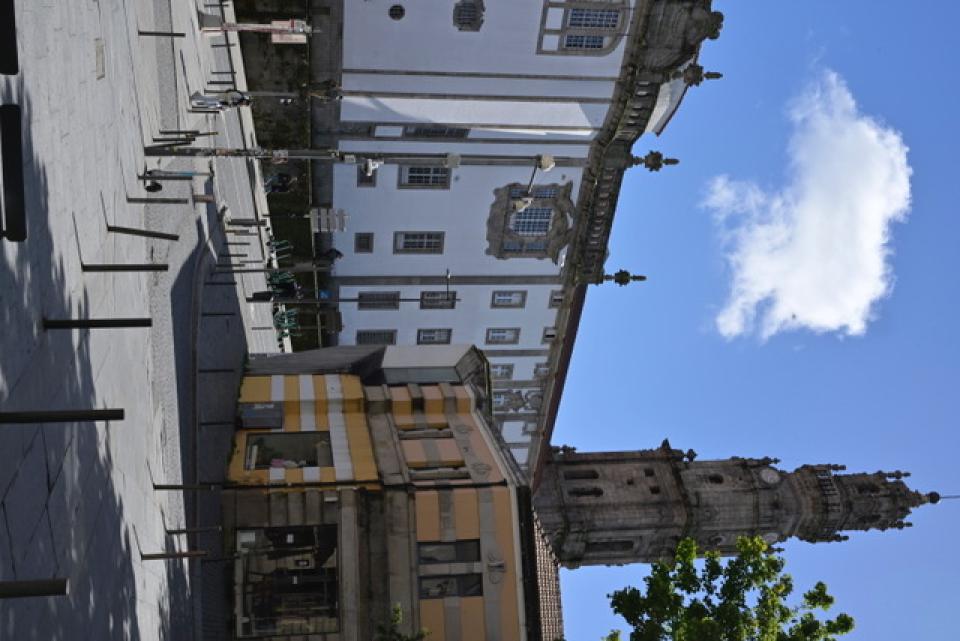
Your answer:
[0,90,187,641]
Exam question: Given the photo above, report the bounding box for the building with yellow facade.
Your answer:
[222,344,559,641]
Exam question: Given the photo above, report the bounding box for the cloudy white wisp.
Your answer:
[704,71,912,340]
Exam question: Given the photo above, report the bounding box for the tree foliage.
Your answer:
[375,604,429,641]
[609,537,854,641]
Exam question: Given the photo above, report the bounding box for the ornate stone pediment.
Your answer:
[485,182,575,263]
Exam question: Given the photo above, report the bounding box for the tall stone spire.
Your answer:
[533,440,939,568]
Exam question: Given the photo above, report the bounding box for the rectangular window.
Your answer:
[356,329,397,345]
[492,391,510,409]
[509,185,559,199]
[358,291,400,310]
[399,165,450,188]
[500,240,547,255]
[490,364,514,380]
[418,540,481,564]
[356,165,377,187]
[419,574,483,599]
[403,126,470,139]
[420,290,457,309]
[549,290,565,308]
[534,362,550,378]
[246,433,333,470]
[394,231,444,254]
[354,232,374,253]
[418,328,452,345]
[563,34,605,50]
[568,8,621,29]
[486,327,520,345]
[491,290,527,308]
[542,327,558,343]
[510,208,553,236]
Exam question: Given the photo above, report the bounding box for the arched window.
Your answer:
[563,469,599,481]
[568,487,603,498]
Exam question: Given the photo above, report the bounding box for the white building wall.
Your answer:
[342,1,637,77]
[340,97,612,130]
[341,74,618,100]
[338,284,560,350]
[339,139,593,160]
[331,163,582,277]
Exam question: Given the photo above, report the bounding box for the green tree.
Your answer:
[375,604,429,641]
[609,536,854,641]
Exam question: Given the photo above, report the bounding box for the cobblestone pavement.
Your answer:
[0,0,281,638]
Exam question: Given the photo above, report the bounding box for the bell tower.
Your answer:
[533,440,939,568]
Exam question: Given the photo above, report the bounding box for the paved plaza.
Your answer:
[0,0,283,638]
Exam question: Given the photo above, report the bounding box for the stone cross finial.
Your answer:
[632,151,680,172]
[603,269,647,286]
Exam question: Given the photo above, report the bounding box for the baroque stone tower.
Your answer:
[534,440,939,568]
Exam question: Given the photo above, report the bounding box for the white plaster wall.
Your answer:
[338,284,560,349]
[331,163,583,277]
[488,355,549,382]
[341,74,618,99]
[342,1,635,77]
[340,139,592,160]
[341,96,611,129]
[502,420,531,444]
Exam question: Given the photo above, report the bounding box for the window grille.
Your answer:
[358,291,400,310]
[568,8,620,29]
[356,329,397,345]
[486,327,520,344]
[420,290,457,309]
[453,0,484,31]
[419,574,483,599]
[417,328,452,344]
[491,290,526,308]
[394,232,444,254]
[563,34,604,50]
[400,165,450,187]
[490,364,514,380]
[510,208,552,236]
[509,185,559,199]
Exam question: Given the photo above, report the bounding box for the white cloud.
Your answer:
[705,71,912,340]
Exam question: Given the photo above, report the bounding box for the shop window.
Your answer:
[418,540,481,564]
[246,433,333,470]
[419,574,483,599]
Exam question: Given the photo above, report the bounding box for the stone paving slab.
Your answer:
[0,0,281,638]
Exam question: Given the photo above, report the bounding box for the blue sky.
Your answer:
[554,2,960,640]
